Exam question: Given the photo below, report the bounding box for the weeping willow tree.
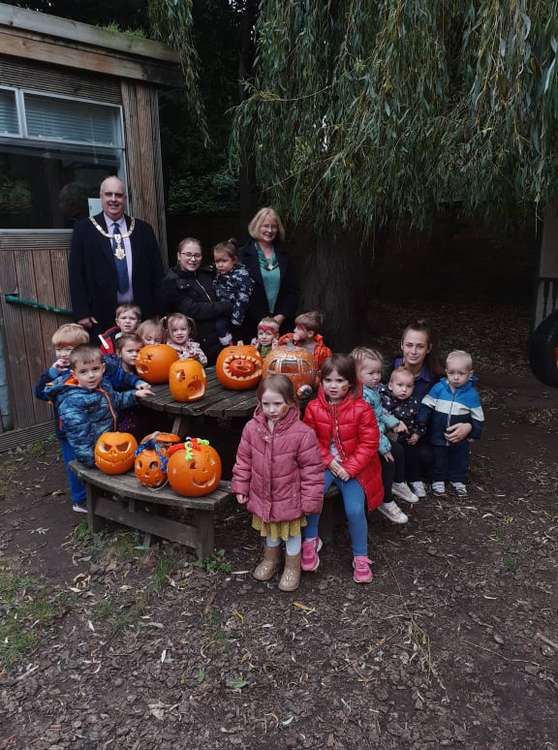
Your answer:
[151,1,558,345]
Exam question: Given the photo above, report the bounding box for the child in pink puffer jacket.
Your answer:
[232,374,324,592]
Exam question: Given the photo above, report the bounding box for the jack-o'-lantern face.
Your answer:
[263,346,318,399]
[216,343,262,390]
[167,439,222,497]
[95,432,138,475]
[169,359,207,402]
[134,432,181,488]
[135,344,178,384]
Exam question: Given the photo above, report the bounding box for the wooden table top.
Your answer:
[140,366,258,420]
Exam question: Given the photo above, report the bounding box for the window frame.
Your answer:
[0,85,22,137]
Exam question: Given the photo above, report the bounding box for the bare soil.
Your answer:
[0,302,557,750]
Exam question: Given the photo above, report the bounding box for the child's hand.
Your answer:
[394,421,408,434]
[136,382,151,391]
[407,432,420,446]
[52,359,69,372]
[135,386,153,398]
[236,493,248,504]
[383,451,394,463]
[336,466,350,482]
[329,458,342,476]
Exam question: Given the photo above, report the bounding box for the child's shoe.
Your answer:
[352,556,373,584]
[431,481,446,496]
[253,545,281,581]
[378,501,408,524]
[301,537,322,572]
[72,503,88,513]
[392,482,419,504]
[450,482,467,497]
[278,553,301,591]
[410,481,426,498]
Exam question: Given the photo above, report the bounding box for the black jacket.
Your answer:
[69,212,164,332]
[161,265,232,364]
[240,239,298,338]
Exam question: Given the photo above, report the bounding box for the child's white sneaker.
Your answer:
[431,482,446,496]
[392,482,419,504]
[410,481,426,498]
[450,482,467,496]
[378,501,408,524]
[72,503,88,513]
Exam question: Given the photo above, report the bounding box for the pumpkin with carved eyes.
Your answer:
[134,431,181,488]
[169,359,207,402]
[263,345,318,399]
[166,438,222,497]
[216,342,262,390]
[135,344,178,384]
[95,432,138,475]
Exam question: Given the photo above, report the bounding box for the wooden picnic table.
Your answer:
[140,366,257,435]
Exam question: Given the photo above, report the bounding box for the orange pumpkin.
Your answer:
[135,344,178,384]
[134,431,181,488]
[263,345,318,399]
[167,438,222,497]
[216,342,262,390]
[169,359,207,402]
[95,432,138,475]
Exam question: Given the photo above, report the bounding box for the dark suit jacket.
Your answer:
[240,239,298,339]
[69,212,164,332]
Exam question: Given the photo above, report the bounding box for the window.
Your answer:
[0,88,125,229]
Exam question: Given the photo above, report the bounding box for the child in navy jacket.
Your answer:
[418,350,484,497]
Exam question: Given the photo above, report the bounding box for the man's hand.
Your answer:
[78,316,98,329]
[273,314,286,326]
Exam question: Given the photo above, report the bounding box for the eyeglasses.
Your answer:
[179,252,202,260]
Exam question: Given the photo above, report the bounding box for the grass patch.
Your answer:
[193,549,232,575]
[0,563,66,670]
[150,553,178,592]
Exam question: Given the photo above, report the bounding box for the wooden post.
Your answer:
[196,511,215,560]
[86,483,104,534]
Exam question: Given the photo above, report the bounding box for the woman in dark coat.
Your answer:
[161,237,231,364]
[240,207,298,340]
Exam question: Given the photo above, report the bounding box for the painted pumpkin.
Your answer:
[135,344,178,384]
[95,432,138,475]
[216,342,262,390]
[263,345,318,399]
[134,431,181,488]
[169,358,207,402]
[167,438,222,497]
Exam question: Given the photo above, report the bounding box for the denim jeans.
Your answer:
[60,438,86,505]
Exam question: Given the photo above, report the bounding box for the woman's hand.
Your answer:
[445,422,472,443]
[236,493,248,504]
[383,451,394,463]
[407,432,420,446]
[394,421,408,434]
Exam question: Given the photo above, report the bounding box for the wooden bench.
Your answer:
[70,462,232,559]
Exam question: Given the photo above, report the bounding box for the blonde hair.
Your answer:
[248,207,286,242]
[137,318,165,344]
[351,346,384,368]
[52,323,89,347]
[257,316,280,332]
[295,310,323,335]
[115,304,141,321]
[446,350,473,370]
[166,313,196,339]
[389,366,414,384]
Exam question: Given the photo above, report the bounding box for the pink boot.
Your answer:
[301,537,322,572]
[352,556,373,584]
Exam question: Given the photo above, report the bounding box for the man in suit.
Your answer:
[69,176,164,336]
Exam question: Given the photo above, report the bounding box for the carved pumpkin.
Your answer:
[169,359,207,402]
[263,345,318,399]
[216,342,262,390]
[134,431,181,488]
[135,344,178,384]
[95,432,138,475]
[167,438,222,497]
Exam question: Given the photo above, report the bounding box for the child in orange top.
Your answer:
[279,311,332,368]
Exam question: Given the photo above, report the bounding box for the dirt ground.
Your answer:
[0,302,557,750]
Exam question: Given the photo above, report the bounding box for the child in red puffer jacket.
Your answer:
[232,374,324,592]
[302,354,383,583]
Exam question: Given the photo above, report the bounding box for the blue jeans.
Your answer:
[60,438,86,505]
[303,470,368,556]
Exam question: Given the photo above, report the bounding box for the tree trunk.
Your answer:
[301,227,372,351]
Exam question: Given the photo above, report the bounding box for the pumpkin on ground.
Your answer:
[95,432,138,475]
[167,438,222,497]
[215,342,262,390]
[169,358,207,402]
[134,431,181,488]
[263,345,318,399]
[135,344,178,384]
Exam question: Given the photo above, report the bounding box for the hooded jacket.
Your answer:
[418,377,485,446]
[278,333,332,369]
[303,387,384,510]
[231,405,324,523]
[44,375,136,466]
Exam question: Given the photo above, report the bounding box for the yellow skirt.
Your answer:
[251,514,307,542]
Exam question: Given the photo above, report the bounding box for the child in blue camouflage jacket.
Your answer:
[213,239,254,345]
